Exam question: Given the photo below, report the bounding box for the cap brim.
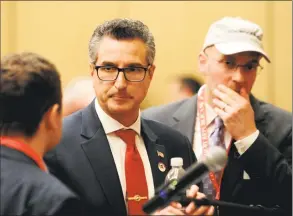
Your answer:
[215,42,271,63]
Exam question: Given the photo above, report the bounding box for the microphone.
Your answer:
[143,146,228,214]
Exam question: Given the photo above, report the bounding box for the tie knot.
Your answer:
[115,129,136,146]
[214,117,224,129]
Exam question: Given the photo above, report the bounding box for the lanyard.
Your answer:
[0,136,47,172]
[197,87,231,200]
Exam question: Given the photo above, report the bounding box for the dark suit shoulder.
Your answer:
[63,110,83,134]
[49,111,83,154]
[142,117,188,140]
[257,100,292,141]
[142,118,196,166]
[142,118,194,153]
[260,100,291,126]
[1,156,79,216]
[142,98,190,123]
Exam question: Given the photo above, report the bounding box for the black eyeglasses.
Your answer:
[95,65,150,82]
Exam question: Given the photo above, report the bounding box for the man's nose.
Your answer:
[114,72,128,90]
[232,67,245,83]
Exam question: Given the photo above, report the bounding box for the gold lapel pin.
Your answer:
[158,162,166,172]
[157,150,164,158]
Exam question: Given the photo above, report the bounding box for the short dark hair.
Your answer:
[89,18,155,65]
[0,52,62,137]
[179,77,202,94]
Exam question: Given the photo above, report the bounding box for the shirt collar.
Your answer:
[94,99,141,135]
[205,102,217,127]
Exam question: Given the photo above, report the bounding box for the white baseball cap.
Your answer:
[202,17,270,63]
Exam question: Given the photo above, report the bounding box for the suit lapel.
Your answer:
[141,119,167,190]
[171,95,198,144]
[222,143,244,201]
[80,101,126,215]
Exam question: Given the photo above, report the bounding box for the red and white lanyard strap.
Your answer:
[197,87,231,200]
[0,136,47,172]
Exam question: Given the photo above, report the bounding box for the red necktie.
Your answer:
[115,129,148,215]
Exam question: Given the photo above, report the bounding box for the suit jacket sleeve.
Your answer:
[238,132,292,214]
[51,197,84,216]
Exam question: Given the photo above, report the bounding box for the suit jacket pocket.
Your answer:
[234,179,273,207]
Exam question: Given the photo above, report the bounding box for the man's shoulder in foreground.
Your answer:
[1,155,80,216]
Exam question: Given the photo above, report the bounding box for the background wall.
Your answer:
[1,1,292,111]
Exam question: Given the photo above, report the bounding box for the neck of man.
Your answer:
[6,134,47,158]
[112,110,140,127]
[204,85,214,107]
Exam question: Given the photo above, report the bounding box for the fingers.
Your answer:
[170,201,182,209]
[156,205,185,215]
[186,184,199,197]
[213,84,250,107]
[152,202,184,215]
[216,84,249,103]
[185,193,209,215]
[217,84,243,101]
[214,106,228,120]
[206,206,215,215]
[184,185,199,214]
[185,189,210,215]
[240,87,249,100]
[213,98,232,113]
[213,88,235,106]
[188,205,210,215]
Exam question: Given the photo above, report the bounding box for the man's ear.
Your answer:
[198,52,208,74]
[90,64,95,76]
[148,64,156,80]
[43,104,62,131]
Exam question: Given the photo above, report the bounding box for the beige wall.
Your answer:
[1,1,292,111]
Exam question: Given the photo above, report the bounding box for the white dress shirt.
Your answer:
[193,85,259,160]
[95,100,155,203]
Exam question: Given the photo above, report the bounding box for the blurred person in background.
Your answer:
[143,17,292,216]
[45,18,214,215]
[0,52,82,216]
[169,75,202,103]
[62,76,95,117]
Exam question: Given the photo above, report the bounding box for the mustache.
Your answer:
[109,92,132,98]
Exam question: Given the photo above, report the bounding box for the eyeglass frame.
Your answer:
[203,50,263,73]
[94,65,151,82]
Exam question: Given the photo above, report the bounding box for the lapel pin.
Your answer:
[157,150,164,158]
[158,162,166,172]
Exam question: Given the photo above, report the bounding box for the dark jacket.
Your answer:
[44,100,195,215]
[0,146,82,216]
[143,94,292,216]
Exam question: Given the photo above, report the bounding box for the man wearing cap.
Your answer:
[143,17,292,216]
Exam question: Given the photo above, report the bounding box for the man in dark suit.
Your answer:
[45,18,214,215]
[143,17,292,216]
[0,52,82,216]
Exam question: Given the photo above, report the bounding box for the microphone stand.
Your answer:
[180,197,285,216]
